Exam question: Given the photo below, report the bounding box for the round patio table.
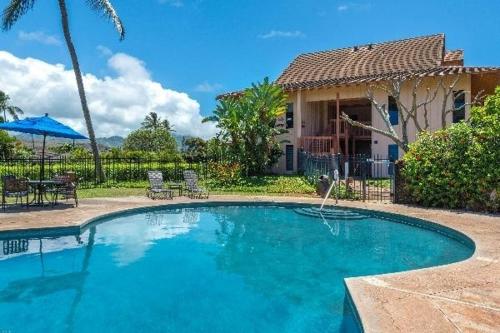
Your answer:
[28,180,64,206]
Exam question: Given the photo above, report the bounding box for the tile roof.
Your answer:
[218,34,500,98]
[276,34,447,90]
[444,49,464,62]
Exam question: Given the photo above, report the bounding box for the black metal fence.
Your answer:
[299,151,395,202]
[0,157,209,189]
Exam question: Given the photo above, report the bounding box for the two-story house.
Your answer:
[266,34,499,173]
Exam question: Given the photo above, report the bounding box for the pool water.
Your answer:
[0,204,473,333]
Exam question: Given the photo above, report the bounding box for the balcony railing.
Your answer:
[330,120,371,138]
[299,136,337,155]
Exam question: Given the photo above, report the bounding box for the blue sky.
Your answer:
[0,0,499,137]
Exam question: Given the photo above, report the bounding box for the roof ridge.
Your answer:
[296,33,445,58]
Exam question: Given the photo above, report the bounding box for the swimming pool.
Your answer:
[0,203,474,333]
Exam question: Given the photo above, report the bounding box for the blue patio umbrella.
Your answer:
[0,113,87,180]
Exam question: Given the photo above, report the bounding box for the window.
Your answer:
[286,103,294,129]
[388,144,399,161]
[388,96,399,125]
[453,90,465,123]
[285,145,294,171]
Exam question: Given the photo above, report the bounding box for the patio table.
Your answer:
[28,180,64,206]
[168,182,183,197]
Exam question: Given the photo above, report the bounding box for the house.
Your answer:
[266,34,500,173]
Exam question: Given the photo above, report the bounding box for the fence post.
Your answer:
[362,159,367,202]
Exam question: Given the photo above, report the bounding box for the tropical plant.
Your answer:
[402,86,500,211]
[0,90,23,122]
[1,0,125,182]
[203,77,288,175]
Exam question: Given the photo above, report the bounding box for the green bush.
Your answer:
[402,87,500,212]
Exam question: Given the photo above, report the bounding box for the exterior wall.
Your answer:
[274,74,475,174]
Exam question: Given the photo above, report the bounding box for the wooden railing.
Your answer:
[299,136,338,155]
[330,120,371,138]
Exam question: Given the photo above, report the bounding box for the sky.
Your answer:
[0,0,499,138]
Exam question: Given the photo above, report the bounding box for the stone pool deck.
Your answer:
[0,195,498,333]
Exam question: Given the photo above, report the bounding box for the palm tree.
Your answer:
[0,90,23,122]
[161,119,174,132]
[2,0,125,182]
[142,112,161,129]
[142,112,175,132]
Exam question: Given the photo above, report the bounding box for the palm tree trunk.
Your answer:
[58,0,104,183]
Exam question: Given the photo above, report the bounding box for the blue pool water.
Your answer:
[0,204,473,333]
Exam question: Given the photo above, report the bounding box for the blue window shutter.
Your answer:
[388,144,399,161]
[285,145,294,171]
[388,96,399,125]
[453,91,465,123]
[286,103,294,129]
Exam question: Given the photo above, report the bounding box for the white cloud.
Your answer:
[258,30,306,39]
[18,30,61,46]
[194,82,223,93]
[96,45,113,57]
[0,50,217,139]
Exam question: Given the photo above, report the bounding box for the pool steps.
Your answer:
[294,207,368,220]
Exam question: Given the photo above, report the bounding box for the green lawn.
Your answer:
[78,175,317,199]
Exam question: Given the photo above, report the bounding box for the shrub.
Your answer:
[402,87,500,212]
[207,162,242,186]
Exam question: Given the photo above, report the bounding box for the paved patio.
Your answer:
[0,195,498,332]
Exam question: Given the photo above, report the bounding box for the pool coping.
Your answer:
[0,195,498,332]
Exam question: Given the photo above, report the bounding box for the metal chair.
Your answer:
[183,170,209,199]
[147,171,174,200]
[2,176,30,210]
[50,173,79,207]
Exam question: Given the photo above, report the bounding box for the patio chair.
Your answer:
[183,170,209,199]
[147,171,174,200]
[2,176,30,210]
[50,173,79,207]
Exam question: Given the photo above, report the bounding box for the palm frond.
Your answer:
[2,0,35,31]
[6,106,23,120]
[87,0,125,40]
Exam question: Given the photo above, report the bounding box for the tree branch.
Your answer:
[342,112,407,151]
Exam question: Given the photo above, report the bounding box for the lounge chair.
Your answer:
[147,171,174,200]
[2,176,29,210]
[183,170,209,199]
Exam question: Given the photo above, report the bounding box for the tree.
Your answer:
[203,77,288,175]
[182,137,207,163]
[2,0,126,182]
[142,112,175,132]
[123,127,177,156]
[341,74,483,152]
[0,90,23,122]
[124,113,178,157]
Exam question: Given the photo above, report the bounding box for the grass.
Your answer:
[77,175,317,199]
[75,176,391,199]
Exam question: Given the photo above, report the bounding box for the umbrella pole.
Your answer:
[37,134,47,205]
[41,134,46,181]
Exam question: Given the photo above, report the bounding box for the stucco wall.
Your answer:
[274,74,474,174]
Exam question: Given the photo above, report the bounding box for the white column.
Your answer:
[294,90,303,172]
[296,90,303,139]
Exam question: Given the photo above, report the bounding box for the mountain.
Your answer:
[14,133,186,150]
[96,136,124,148]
